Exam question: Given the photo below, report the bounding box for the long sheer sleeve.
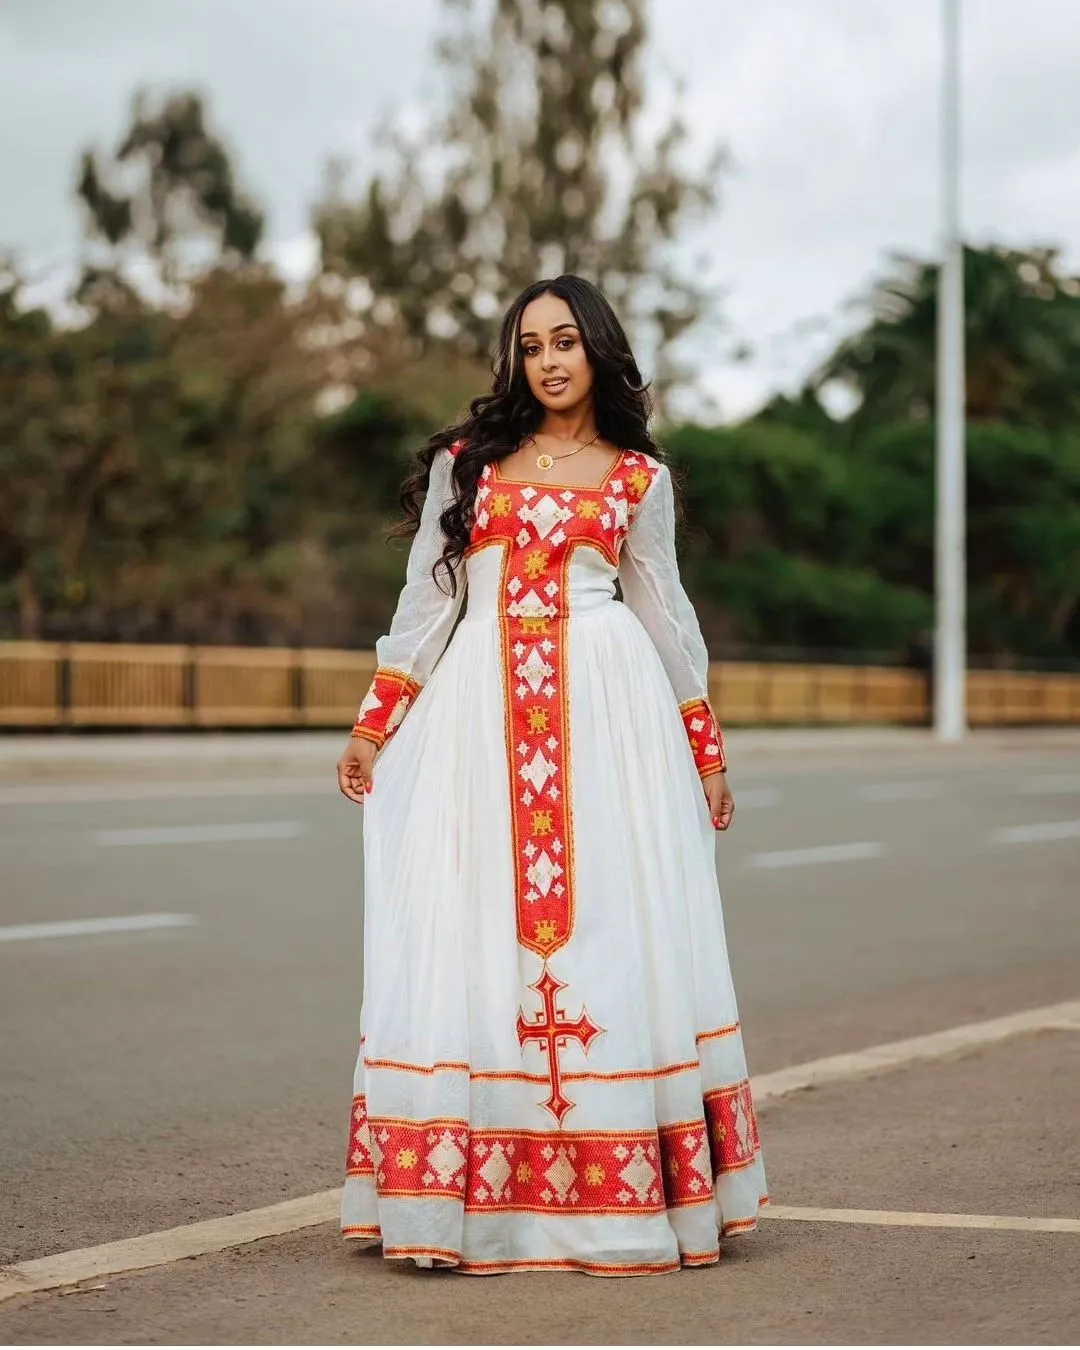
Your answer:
[351,448,465,748]
[619,463,728,778]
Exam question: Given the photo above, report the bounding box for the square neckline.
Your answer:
[490,448,626,494]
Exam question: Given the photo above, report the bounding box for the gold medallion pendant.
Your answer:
[536,453,554,471]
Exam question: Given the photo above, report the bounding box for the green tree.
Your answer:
[76,88,265,295]
[664,421,930,654]
[314,0,723,404]
[815,245,1080,429]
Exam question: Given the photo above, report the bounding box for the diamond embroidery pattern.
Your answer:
[478,1143,513,1201]
[543,1147,578,1204]
[619,1145,658,1204]
[427,1132,466,1186]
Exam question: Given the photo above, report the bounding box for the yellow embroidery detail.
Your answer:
[524,549,549,580]
[584,1163,605,1186]
[516,1162,533,1184]
[667,1157,680,1177]
[490,493,512,517]
[397,1148,419,1169]
[527,706,550,733]
[575,499,601,520]
[521,616,549,636]
[532,809,554,836]
[627,467,651,498]
[534,918,558,943]
[714,1122,727,1142]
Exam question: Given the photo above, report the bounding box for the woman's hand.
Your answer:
[337,737,377,805]
[704,771,734,831]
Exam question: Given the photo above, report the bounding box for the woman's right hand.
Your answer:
[337,736,377,805]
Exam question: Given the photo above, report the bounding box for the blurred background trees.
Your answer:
[2,0,1079,664]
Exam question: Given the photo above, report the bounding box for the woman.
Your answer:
[336,275,766,1276]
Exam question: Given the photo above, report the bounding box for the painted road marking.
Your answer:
[0,914,196,945]
[0,779,330,808]
[746,841,884,869]
[856,780,941,802]
[763,1206,1080,1234]
[0,1190,340,1303]
[96,821,306,847]
[752,999,1080,1103]
[3,999,1078,1302]
[992,819,1080,845]
[1022,773,1080,796]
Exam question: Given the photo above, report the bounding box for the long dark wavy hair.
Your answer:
[394,274,664,595]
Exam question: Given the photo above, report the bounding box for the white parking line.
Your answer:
[0,1190,340,1302]
[746,841,884,869]
[856,780,941,802]
[0,914,197,944]
[763,1206,1080,1235]
[992,820,1080,845]
[752,999,1080,1103]
[2,998,1077,1302]
[96,821,306,847]
[0,779,330,808]
[1021,774,1080,796]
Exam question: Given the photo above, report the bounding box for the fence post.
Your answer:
[57,643,72,727]
[183,647,198,727]
[291,649,305,723]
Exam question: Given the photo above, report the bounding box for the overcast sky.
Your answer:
[3,0,1080,419]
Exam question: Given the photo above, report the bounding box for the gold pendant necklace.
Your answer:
[535,431,600,472]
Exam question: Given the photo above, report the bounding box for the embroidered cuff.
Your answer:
[351,667,421,749]
[679,697,727,778]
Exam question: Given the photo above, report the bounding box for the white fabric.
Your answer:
[342,487,766,1273]
[368,448,465,687]
[619,464,711,704]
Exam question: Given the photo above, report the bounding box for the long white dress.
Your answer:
[341,445,766,1276]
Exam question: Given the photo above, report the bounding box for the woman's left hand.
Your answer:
[704,772,734,831]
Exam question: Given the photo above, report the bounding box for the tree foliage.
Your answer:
[77,89,265,294]
[313,0,722,402]
[815,245,1080,429]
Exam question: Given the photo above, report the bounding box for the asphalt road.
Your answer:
[1,730,1078,1342]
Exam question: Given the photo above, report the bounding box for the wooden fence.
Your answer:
[2,640,1079,729]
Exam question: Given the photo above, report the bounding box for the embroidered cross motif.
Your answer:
[527,707,549,733]
[524,549,549,579]
[516,966,603,1124]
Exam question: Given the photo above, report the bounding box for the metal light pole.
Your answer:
[935,0,966,741]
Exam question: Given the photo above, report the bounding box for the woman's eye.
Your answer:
[523,345,540,357]
[557,338,574,349]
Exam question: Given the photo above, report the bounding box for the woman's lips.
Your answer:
[542,377,569,393]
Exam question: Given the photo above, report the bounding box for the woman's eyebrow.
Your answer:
[519,323,579,339]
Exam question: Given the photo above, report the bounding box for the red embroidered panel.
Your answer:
[467,451,659,960]
[346,1100,470,1201]
[353,667,421,748]
[679,697,727,777]
[346,1092,753,1214]
[704,1080,762,1174]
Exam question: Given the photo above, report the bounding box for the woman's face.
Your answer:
[518,292,595,413]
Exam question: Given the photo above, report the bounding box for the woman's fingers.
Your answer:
[337,752,373,805]
[706,776,735,831]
